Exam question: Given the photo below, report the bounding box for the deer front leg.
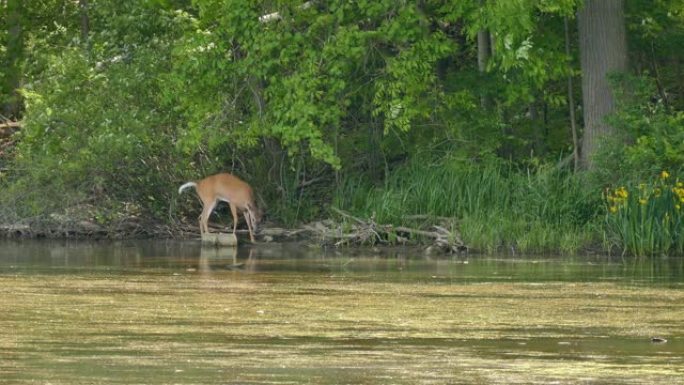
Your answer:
[229,203,239,236]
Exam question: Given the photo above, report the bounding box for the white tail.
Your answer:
[178,182,197,195]
[178,173,261,242]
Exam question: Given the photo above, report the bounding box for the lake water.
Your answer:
[1,239,683,384]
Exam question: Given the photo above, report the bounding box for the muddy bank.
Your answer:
[1,210,467,255]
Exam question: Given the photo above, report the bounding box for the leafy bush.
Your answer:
[3,5,190,226]
[593,75,684,185]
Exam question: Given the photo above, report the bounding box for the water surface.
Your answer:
[1,240,683,384]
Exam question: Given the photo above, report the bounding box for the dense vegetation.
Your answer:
[1,0,683,256]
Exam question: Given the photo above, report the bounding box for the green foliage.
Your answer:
[1,0,683,256]
[615,76,684,170]
[592,75,684,186]
[7,3,190,223]
[372,6,455,135]
[483,0,579,103]
[627,0,684,104]
[170,1,464,169]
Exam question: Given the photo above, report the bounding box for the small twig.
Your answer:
[297,176,325,189]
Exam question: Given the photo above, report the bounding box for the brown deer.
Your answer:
[179,173,261,242]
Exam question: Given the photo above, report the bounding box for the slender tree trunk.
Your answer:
[577,0,628,170]
[677,57,684,106]
[529,97,546,156]
[650,40,669,110]
[564,17,579,172]
[477,30,490,74]
[368,118,383,184]
[477,0,491,110]
[2,0,23,119]
[79,0,90,43]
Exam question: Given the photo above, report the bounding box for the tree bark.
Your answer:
[577,0,628,170]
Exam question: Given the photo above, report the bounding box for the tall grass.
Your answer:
[334,158,600,254]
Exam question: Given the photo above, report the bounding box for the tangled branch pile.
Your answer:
[300,208,467,253]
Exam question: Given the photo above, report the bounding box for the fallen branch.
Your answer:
[0,120,21,129]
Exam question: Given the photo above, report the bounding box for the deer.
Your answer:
[178,173,262,242]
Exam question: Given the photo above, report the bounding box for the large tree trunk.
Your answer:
[577,0,628,170]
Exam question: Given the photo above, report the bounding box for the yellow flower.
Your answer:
[639,198,647,205]
[609,206,618,213]
[676,204,681,210]
[616,186,628,199]
[674,187,684,201]
[661,170,670,180]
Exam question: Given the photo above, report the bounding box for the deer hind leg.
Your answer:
[243,207,256,243]
[199,200,216,234]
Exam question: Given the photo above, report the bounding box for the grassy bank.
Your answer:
[334,158,602,255]
[3,151,684,257]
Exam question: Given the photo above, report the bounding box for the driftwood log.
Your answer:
[0,120,21,138]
